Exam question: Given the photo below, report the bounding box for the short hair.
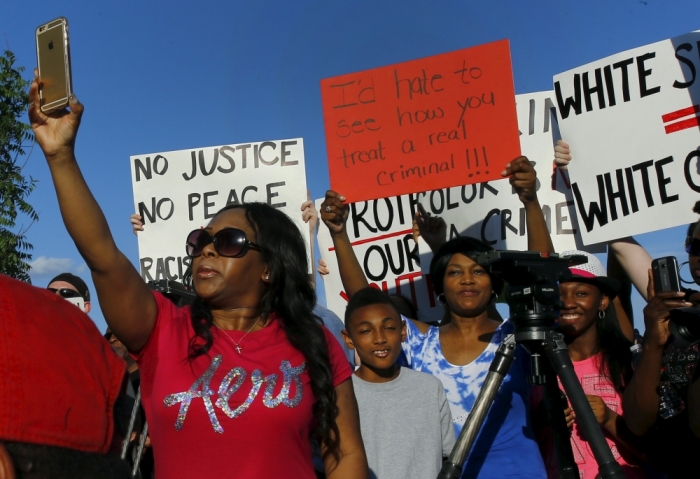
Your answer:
[389,293,418,320]
[429,236,504,297]
[344,287,400,328]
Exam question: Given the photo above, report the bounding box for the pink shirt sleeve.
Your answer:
[322,326,353,387]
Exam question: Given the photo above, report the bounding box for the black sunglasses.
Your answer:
[47,287,83,299]
[186,228,260,258]
[686,237,700,256]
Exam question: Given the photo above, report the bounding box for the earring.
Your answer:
[598,310,605,319]
[490,291,498,304]
[265,275,269,280]
[437,293,447,306]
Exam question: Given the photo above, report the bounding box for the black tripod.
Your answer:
[437,251,625,479]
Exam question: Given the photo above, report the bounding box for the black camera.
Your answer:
[147,279,196,307]
[669,307,700,347]
[474,250,587,329]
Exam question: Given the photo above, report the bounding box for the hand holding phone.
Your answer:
[35,17,72,113]
[652,256,681,294]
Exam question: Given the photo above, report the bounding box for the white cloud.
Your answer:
[29,256,74,275]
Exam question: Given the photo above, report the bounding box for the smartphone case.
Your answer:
[35,17,72,113]
[652,256,681,293]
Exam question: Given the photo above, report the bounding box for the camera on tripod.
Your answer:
[473,250,587,328]
[438,249,627,479]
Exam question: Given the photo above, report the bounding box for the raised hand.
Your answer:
[413,203,447,253]
[301,199,319,232]
[554,140,571,170]
[502,156,539,205]
[318,258,330,276]
[130,213,144,235]
[320,190,349,236]
[644,269,691,348]
[28,70,84,161]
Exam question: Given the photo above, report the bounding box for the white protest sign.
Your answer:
[417,91,600,253]
[316,196,444,323]
[130,139,309,281]
[554,31,700,244]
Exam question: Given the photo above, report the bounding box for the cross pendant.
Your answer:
[235,345,242,354]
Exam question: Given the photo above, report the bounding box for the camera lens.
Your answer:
[669,307,700,347]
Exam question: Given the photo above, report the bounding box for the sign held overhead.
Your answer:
[321,39,520,203]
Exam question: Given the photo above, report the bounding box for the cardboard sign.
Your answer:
[321,39,520,203]
[417,91,603,253]
[316,196,444,323]
[130,139,310,281]
[554,31,700,245]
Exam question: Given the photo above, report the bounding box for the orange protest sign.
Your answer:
[321,39,520,203]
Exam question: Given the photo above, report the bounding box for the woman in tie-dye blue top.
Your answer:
[321,157,552,478]
[400,235,546,478]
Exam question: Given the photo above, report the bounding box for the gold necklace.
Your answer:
[213,316,263,354]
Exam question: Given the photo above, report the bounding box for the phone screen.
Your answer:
[64,295,85,311]
[36,18,70,111]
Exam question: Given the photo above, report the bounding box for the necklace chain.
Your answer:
[214,316,263,354]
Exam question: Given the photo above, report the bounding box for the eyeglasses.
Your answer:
[686,237,700,256]
[47,287,83,299]
[186,228,260,258]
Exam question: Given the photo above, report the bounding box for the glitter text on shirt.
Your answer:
[163,354,306,433]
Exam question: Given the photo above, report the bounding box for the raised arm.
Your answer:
[301,194,319,287]
[504,156,555,253]
[607,250,636,340]
[608,238,652,301]
[320,191,368,298]
[623,271,690,435]
[29,75,156,353]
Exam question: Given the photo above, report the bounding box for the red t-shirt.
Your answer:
[136,292,352,479]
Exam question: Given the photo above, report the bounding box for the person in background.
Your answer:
[47,272,91,314]
[0,274,129,479]
[106,328,154,479]
[106,328,139,386]
[322,155,552,478]
[342,287,454,479]
[621,207,700,479]
[30,74,367,478]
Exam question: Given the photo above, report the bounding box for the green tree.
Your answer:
[0,50,38,283]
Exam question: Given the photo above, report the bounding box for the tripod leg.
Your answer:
[542,331,625,479]
[437,335,517,479]
[121,387,141,461]
[541,366,579,479]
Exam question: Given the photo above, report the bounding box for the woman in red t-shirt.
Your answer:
[28,76,367,479]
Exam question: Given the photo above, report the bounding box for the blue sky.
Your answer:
[3,0,698,333]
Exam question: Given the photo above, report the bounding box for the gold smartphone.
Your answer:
[35,17,72,113]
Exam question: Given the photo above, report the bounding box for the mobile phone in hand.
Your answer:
[652,256,681,294]
[64,295,85,311]
[35,17,72,113]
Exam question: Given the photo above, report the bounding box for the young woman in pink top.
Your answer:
[534,251,645,479]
